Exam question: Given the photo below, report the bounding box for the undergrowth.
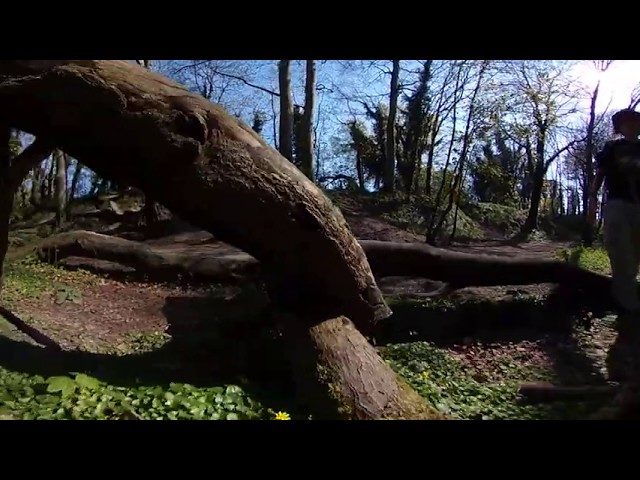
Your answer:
[0,369,279,420]
[557,245,611,275]
[382,341,603,420]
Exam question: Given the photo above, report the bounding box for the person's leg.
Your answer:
[606,201,640,382]
[604,199,640,314]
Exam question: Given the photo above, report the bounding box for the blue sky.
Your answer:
[26,60,640,198]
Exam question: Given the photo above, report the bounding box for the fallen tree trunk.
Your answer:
[37,231,616,299]
[517,382,618,405]
[0,60,439,420]
[359,240,612,293]
[36,230,260,282]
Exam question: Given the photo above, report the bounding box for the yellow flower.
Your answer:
[274,411,291,420]
[420,371,429,380]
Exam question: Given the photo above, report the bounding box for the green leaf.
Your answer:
[54,290,69,305]
[226,413,239,420]
[46,376,77,397]
[74,374,101,390]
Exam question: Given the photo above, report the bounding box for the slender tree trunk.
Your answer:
[54,149,66,227]
[432,62,487,242]
[522,169,545,234]
[30,164,43,206]
[278,60,294,162]
[68,160,83,203]
[356,151,365,191]
[299,60,316,182]
[46,158,56,201]
[582,82,600,246]
[383,60,400,194]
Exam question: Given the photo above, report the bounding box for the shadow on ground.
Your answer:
[0,288,297,413]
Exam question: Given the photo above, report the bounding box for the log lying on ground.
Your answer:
[360,240,613,294]
[517,382,618,405]
[0,60,439,420]
[36,230,261,282]
[38,231,616,299]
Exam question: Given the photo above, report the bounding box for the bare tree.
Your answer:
[583,60,614,245]
[493,61,584,236]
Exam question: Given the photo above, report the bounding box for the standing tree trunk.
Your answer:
[298,60,316,182]
[30,164,44,206]
[582,82,600,246]
[46,157,56,201]
[53,149,66,227]
[0,60,446,420]
[278,60,294,162]
[383,60,400,194]
[68,159,83,203]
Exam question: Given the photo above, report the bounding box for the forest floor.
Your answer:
[0,196,619,420]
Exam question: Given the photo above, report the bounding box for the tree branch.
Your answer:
[544,137,586,170]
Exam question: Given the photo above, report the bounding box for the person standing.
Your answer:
[589,108,640,320]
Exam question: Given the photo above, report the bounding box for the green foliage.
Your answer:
[382,342,599,420]
[0,369,271,420]
[361,193,485,241]
[464,202,526,236]
[53,283,83,305]
[557,245,611,275]
[469,157,519,205]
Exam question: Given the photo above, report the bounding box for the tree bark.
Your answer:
[68,159,83,204]
[582,82,600,246]
[0,60,435,420]
[278,60,294,162]
[53,149,66,227]
[383,60,400,194]
[521,167,545,235]
[299,60,316,182]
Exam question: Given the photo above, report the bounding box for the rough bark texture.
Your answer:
[282,315,446,419]
[299,60,316,182]
[0,60,427,420]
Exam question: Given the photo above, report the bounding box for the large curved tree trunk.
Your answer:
[0,60,443,419]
